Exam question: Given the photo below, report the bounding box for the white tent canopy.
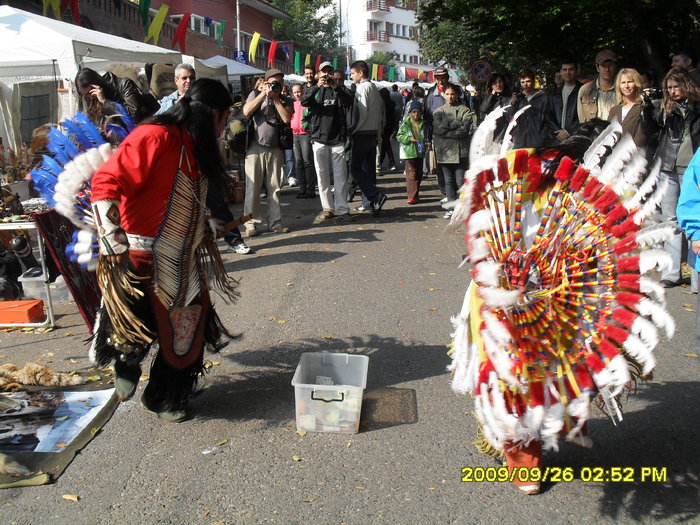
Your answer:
[0,6,182,82]
[198,55,265,77]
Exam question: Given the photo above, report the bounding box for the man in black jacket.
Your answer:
[507,69,557,148]
[301,61,356,223]
[548,60,583,143]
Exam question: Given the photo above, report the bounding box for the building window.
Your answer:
[386,22,393,35]
[402,25,407,37]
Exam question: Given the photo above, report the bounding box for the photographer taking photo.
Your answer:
[242,68,294,236]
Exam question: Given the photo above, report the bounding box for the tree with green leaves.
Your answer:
[417,0,700,83]
[364,51,398,69]
[269,0,342,60]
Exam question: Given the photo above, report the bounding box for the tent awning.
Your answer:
[199,55,265,77]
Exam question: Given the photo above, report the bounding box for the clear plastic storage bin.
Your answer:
[292,352,369,434]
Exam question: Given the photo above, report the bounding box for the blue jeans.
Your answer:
[441,160,467,202]
[660,171,686,281]
[350,133,382,205]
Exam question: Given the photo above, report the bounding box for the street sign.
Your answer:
[234,51,248,64]
[471,61,492,82]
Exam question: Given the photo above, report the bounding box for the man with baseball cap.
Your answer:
[301,61,355,223]
[242,67,294,236]
[577,49,618,123]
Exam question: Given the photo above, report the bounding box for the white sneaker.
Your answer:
[288,177,298,187]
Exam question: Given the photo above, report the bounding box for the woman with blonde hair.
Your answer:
[607,68,653,148]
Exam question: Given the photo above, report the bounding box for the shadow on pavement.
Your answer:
[191,335,448,432]
[545,381,699,521]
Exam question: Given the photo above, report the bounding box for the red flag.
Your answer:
[315,55,322,71]
[377,65,384,81]
[60,0,82,25]
[428,72,434,83]
[172,13,191,54]
[267,41,278,66]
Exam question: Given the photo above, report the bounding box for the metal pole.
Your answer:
[236,0,241,53]
[344,2,350,70]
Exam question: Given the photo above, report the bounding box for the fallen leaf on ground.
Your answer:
[46,352,55,357]
[277,319,287,324]
[91,427,101,436]
[56,443,68,448]
[682,303,693,308]
[269,316,278,321]
[685,308,696,312]
[323,335,333,339]
[56,416,69,422]
[684,353,698,358]
[427,307,438,311]
[87,375,101,381]
[64,333,74,336]
[346,441,352,447]
[302,496,319,503]
[682,291,695,295]
[286,282,294,286]
[398,280,407,285]
[355,486,365,490]
[69,359,78,364]
[62,494,79,502]
[428,487,438,491]
[295,430,307,437]
[292,455,302,461]
[215,439,229,446]
[139,375,149,381]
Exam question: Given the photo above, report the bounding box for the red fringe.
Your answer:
[598,338,620,360]
[570,165,590,192]
[574,364,595,392]
[554,156,576,181]
[529,381,545,406]
[616,291,643,307]
[582,179,603,200]
[611,217,640,237]
[604,324,630,345]
[497,158,510,182]
[612,234,639,255]
[617,256,640,272]
[612,307,638,328]
[593,188,619,213]
[603,204,629,228]
[585,352,605,374]
[617,274,640,291]
[514,149,529,175]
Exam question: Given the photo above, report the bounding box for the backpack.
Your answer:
[224,103,249,155]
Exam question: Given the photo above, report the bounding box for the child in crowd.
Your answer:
[396,100,427,204]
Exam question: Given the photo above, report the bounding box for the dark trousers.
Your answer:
[350,133,381,204]
[404,158,423,200]
[441,160,468,202]
[206,186,242,245]
[293,133,316,195]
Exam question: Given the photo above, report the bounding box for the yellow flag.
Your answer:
[43,0,60,19]
[305,54,311,67]
[371,63,378,80]
[144,5,169,46]
[249,32,261,64]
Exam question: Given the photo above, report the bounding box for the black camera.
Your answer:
[320,74,332,83]
[645,88,663,100]
[269,81,281,93]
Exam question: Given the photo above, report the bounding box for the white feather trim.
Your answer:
[470,105,509,164]
[635,223,675,248]
[639,249,673,274]
[468,236,490,262]
[474,260,502,287]
[482,328,518,388]
[623,157,661,211]
[468,209,492,236]
[583,119,622,169]
[621,333,655,374]
[479,286,520,308]
[633,175,669,223]
[499,105,531,158]
[639,277,666,306]
[540,402,564,452]
[637,298,675,339]
[599,133,637,186]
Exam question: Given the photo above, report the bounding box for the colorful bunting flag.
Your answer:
[282,45,290,61]
[145,4,169,46]
[315,55,322,71]
[248,32,261,64]
[371,63,378,81]
[377,65,384,81]
[294,51,301,75]
[204,16,212,27]
[305,54,311,67]
[217,19,226,48]
[60,0,81,25]
[332,58,338,70]
[139,0,151,32]
[43,0,60,19]
[268,41,278,66]
[388,66,395,82]
[171,13,190,54]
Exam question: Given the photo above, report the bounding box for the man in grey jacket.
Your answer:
[349,60,388,216]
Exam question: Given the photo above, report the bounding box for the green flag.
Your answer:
[332,58,338,70]
[388,66,395,82]
[217,20,226,48]
[139,0,151,33]
[294,51,301,75]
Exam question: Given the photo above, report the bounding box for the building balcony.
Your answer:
[365,30,390,43]
[366,0,390,12]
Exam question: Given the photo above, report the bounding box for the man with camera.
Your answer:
[301,61,355,223]
[242,68,294,236]
[507,69,556,148]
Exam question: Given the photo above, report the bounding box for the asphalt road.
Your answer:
[1,167,698,524]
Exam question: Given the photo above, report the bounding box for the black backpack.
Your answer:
[224,103,249,155]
